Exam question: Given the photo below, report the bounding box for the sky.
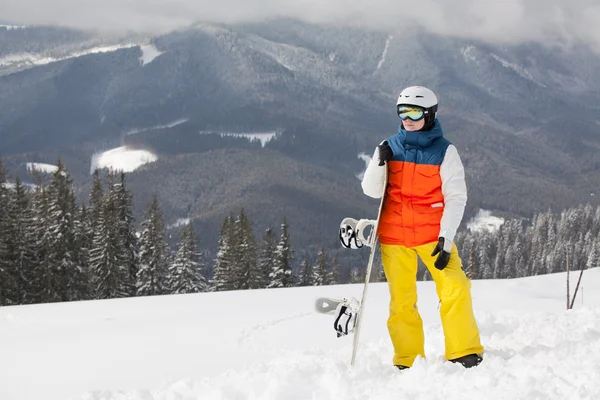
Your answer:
[2,0,600,49]
[1,268,599,400]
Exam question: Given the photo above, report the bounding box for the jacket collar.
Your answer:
[398,119,443,148]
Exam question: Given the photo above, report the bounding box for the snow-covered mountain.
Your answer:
[1,268,599,400]
[1,19,599,252]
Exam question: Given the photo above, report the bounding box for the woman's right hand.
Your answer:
[377,141,393,166]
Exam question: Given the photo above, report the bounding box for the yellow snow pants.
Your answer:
[380,241,484,367]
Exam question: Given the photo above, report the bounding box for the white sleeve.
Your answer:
[439,145,467,252]
[361,146,386,199]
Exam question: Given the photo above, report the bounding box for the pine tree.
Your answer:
[298,259,314,286]
[545,213,558,274]
[257,227,277,288]
[90,173,129,299]
[350,265,363,284]
[587,237,598,269]
[330,255,341,285]
[137,195,169,296]
[10,177,36,304]
[43,159,80,302]
[73,205,92,300]
[0,159,19,305]
[27,175,52,304]
[169,223,207,293]
[213,214,236,291]
[313,248,330,286]
[268,217,295,288]
[465,237,479,279]
[592,205,600,238]
[530,212,549,276]
[115,172,139,295]
[234,209,258,290]
[88,170,104,231]
[478,232,496,279]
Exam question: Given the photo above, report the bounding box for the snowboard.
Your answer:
[314,297,345,314]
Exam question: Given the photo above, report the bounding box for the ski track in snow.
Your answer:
[238,311,313,347]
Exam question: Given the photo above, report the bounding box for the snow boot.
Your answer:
[395,365,409,371]
[450,354,482,368]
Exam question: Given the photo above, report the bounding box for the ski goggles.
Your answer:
[397,105,425,121]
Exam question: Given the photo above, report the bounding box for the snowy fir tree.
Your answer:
[73,204,92,300]
[298,259,314,286]
[213,214,236,291]
[233,209,258,290]
[89,173,129,299]
[9,177,36,304]
[2,156,600,305]
[0,158,19,306]
[88,170,103,231]
[268,217,295,288]
[257,227,277,288]
[330,255,341,285]
[587,238,598,270]
[114,172,139,295]
[312,248,330,286]
[464,237,479,280]
[350,265,363,284]
[25,174,51,304]
[42,160,81,302]
[136,195,169,296]
[169,223,207,294]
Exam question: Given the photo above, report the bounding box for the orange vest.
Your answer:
[377,122,449,247]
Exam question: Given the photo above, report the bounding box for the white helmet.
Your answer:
[396,86,438,129]
[396,86,438,109]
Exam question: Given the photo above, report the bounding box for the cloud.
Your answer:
[2,0,600,49]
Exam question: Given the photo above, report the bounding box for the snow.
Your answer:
[200,131,279,147]
[375,35,393,71]
[491,53,536,82]
[461,45,478,63]
[139,44,164,66]
[259,42,299,71]
[1,268,599,400]
[90,147,157,174]
[467,209,505,233]
[0,24,26,30]
[26,162,58,174]
[0,53,55,67]
[220,132,278,147]
[0,44,137,70]
[167,218,191,229]
[125,119,189,135]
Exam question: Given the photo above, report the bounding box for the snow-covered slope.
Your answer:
[26,162,58,174]
[467,209,505,233]
[0,44,138,72]
[90,146,157,174]
[1,269,599,400]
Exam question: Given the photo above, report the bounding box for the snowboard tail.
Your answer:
[314,297,345,314]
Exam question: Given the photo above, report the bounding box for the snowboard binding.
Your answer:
[314,297,360,338]
[339,218,377,249]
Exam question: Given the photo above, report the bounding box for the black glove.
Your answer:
[378,141,393,166]
[431,237,451,270]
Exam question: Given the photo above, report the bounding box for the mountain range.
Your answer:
[1,19,599,255]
